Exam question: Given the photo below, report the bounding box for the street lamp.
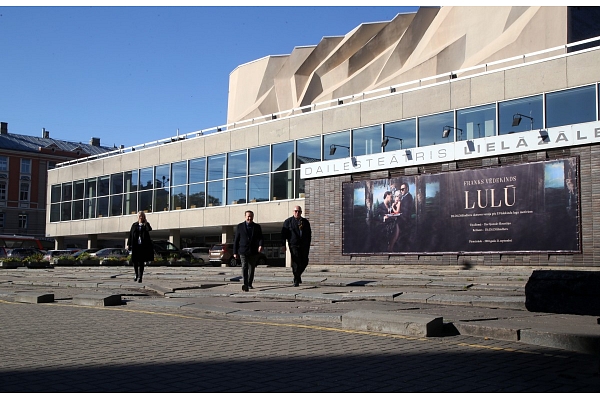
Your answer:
[329,144,350,156]
[382,135,404,149]
[442,126,463,141]
[512,113,534,131]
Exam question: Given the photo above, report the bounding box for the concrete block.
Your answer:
[73,294,122,307]
[342,310,444,337]
[520,328,600,356]
[453,321,520,342]
[14,292,54,304]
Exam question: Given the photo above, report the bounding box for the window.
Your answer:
[323,131,350,160]
[249,174,269,203]
[418,112,453,146]
[0,156,7,171]
[296,137,321,166]
[272,141,294,170]
[124,170,139,192]
[171,161,187,186]
[499,95,543,135]
[18,214,27,229]
[546,85,596,128]
[20,159,31,174]
[457,103,496,140]
[249,146,270,175]
[0,212,4,228]
[170,185,187,210]
[139,167,154,190]
[228,150,247,178]
[189,157,206,183]
[20,182,30,202]
[73,180,85,200]
[0,181,6,202]
[110,173,123,195]
[352,125,381,156]
[383,119,416,151]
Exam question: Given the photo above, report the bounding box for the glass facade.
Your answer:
[50,83,600,222]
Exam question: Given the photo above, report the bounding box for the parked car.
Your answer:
[72,248,99,258]
[90,248,129,259]
[43,250,76,261]
[153,240,187,260]
[182,247,210,263]
[6,248,45,259]
[208,243,267,267]
[0,247,7,258]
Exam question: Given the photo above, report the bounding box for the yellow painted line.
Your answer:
[0,299,566,357]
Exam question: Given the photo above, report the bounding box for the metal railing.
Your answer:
[56,35,600,168]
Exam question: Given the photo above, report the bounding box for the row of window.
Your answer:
[0,213,28,229]
[50,83,600,222]
[0,156,33,206]
[0,157,32,173]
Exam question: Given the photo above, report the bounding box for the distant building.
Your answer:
[0,121,112,240]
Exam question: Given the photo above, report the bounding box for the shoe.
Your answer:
[138,278,142,283]
[293,281,299,287]
[134,277,138,282]
[249,285,254,289]
[242,285,249,292]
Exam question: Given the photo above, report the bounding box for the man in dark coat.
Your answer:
[281,206,312,287]
[127,211,154,283]
[233,210,264,292]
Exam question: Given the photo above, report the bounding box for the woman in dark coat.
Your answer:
[127,211,154,283]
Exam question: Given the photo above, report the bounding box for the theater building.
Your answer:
[47,6,600,267]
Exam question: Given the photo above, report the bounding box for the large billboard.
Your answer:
[342,158,580,254]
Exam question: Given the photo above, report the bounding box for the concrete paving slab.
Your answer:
[520,328,600,355]
[72,294,122,307]
[183,303,240,315]
[394,292,435,302]
[340,292,401,302]
[342,310,444,337]
[295,293,345,303]
[14,292,54,304]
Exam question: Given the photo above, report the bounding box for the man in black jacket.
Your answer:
[233,210,263,292]
[281,206,312,287]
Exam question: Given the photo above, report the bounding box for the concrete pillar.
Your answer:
[169,229,181,249]
[54,236,65,250]
[87,234,98,249]
[221,225,234,244]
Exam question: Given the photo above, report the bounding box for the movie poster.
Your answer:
[342,158,580,254]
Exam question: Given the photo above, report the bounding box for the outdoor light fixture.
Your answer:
[337,99,344,105]
[442,126,463,140]
[512,113,534,130]
[329,144,350,156]
[382,135,403,149]
[217,127,222,132]
[390,87,396,93]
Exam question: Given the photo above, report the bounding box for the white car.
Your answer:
[182,247,210,263]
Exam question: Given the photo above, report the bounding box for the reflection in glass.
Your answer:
[85,178,97,198]
[546,85,596,128]
[384,119,416,151]
[170,186,187,210]
[457,104,496,140]
[249,174,269,202]
[295,170,306,199]
[62,183,72,202]
[323,131,350,160]
[352,125,381,156]
[171,161,187,186]
[124,170,139,192]
[188,183,205,208]
[272,170,293,200]
[139,167,154,190]
[110,173,123,195]
[84,198,96,219]
[139,190,153,212]
[189,158,206,183]
[418,112,453,146]
[51,185,61,203]
[499,95,543,135]
[249,146,270,175]
[208,154,226,181]
[123,192,137,215]
[155,164,170,189]
[272,141,294,171]
[61,202,71,221]
[110,194,123,216]
[228,150,247,178]
[297,136,321,166]
[50,203,60,222]
[207,181,225,207]
[97,197,109,217]
[154,187,169,211]
[72,200,83,220]
[73,180,84,200]
[227,177,247,205]
[98,176,110,196]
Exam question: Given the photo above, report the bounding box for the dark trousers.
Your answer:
[289,246,309,283]
[133,262,145,280]
[240,254,258,287]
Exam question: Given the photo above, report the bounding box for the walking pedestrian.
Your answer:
[127,211,154,283]
[281,206,312,286]
[233,210,264,292]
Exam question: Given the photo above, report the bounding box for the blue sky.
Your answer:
[0,5,420,149]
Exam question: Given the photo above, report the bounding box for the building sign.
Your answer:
[342,158,580,255]
[303,121,600,179]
